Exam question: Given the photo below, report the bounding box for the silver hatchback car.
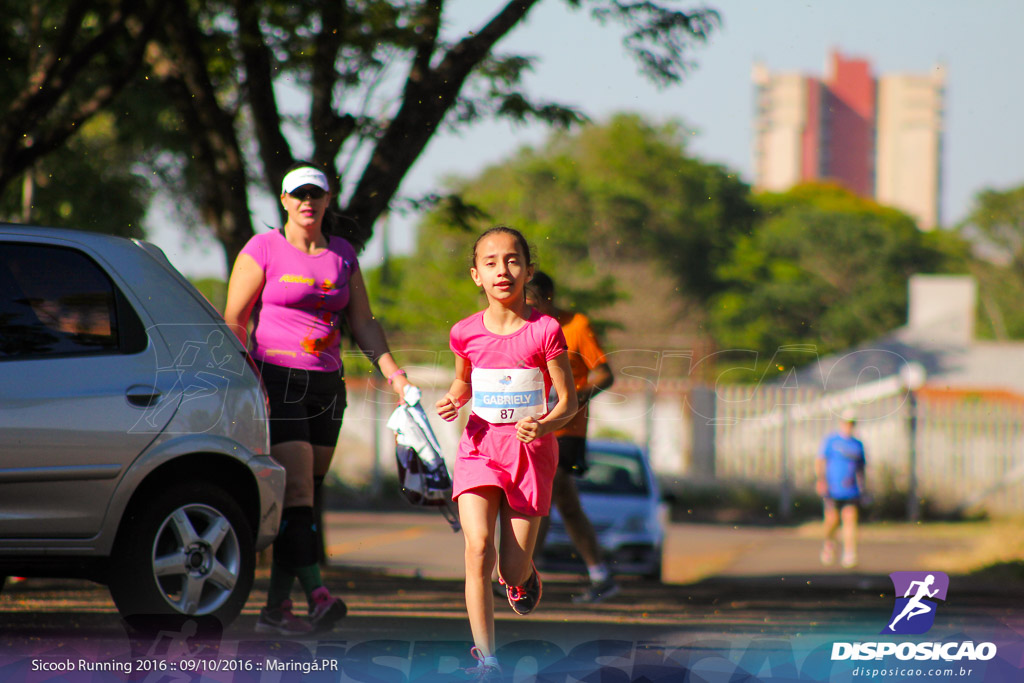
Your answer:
[0,224,285,626]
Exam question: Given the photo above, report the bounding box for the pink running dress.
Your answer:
[449,310,567,516]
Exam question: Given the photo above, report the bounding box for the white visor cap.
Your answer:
[281,167,330,195]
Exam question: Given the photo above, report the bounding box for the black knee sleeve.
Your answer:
[274,506,318,570]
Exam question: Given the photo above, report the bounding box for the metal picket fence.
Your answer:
[711,385,1024,517]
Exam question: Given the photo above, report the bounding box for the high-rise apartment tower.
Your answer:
[752,50,945,229]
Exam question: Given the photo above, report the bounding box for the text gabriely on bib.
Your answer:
[471,368,546,424]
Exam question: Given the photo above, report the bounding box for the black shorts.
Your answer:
[260,362,346,447]
[556,436,589,476]
[824,496,860,511]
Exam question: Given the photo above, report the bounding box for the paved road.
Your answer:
[321,510,983,584]
[1,512,1021,682]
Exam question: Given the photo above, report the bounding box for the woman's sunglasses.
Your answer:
[289,186,327,201]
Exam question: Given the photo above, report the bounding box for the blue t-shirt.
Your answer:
[818,432,866,500]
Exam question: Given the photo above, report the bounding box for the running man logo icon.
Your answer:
[882,571,949,635]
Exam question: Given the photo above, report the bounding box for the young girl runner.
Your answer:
[436,226,577,681]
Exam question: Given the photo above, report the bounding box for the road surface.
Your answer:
[0,512,1021,682]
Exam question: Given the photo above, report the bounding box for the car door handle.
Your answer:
[126,385,163,407]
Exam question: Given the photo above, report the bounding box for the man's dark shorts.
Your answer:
[823,496,861,512]
[556,436,588,476]
[261,362,346,447]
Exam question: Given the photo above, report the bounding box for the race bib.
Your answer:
[471,368,546,424]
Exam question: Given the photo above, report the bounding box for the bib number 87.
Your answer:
[500,409,514,420]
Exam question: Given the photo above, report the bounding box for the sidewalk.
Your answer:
[663,520,1023,597]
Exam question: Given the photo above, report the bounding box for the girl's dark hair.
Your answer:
[471,225,532,267]
[282,160,341,236]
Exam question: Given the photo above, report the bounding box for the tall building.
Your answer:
[752,50,945,229]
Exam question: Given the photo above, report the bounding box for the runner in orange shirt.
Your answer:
[527,271,618,603]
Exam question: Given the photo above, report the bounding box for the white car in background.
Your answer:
[539,440,668,580]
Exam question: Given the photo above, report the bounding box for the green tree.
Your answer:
[960,184,1024,277]
[707,184,956,378]
[370,112,754,345]
[959,183,1024,339]
[2,0,721,274]
[0,111,151,235]
[969,259,1024,340]
[0,1,167,229]
[0,1,165,198]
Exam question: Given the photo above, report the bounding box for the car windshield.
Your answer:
[577,447,649,496]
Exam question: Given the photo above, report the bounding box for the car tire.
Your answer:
[109,482,254,628]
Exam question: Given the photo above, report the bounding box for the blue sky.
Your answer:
[149,0,1024,278]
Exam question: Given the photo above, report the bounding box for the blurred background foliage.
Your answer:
[2,2,1023,383]
[118,112,1024,383]
[366,113,1019,381]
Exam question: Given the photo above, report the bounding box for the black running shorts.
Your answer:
[260,362,346,447]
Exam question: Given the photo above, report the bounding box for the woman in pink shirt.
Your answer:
[436,226,577,681]
[224,161,412,635]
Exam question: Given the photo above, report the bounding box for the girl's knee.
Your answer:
[464,537,496,571]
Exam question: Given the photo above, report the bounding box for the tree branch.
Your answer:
[236,0,294,193]
[4,0,92,125]
[344,0,542,248]
[310,0,356,174]
[162,0,253,268]
[25,4,167,165]
[0,0,162,194]
[405,1,443,98]
[13,0,146,126]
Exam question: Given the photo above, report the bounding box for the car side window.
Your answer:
[0,243,141,359]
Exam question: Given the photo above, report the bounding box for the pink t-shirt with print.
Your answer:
[448,309,568,516]
[240,229,359,372]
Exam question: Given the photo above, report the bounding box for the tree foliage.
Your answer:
[968,259,1024,340]
[0,0,165,196]
[0,0,168,229]
[1,0,721,274]
[959,182,1024,339]
[960,184,1024,277]
[0,111,151,235]
[707,184,957,377]
[369,112,753,345]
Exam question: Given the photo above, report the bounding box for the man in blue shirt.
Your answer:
[816,410,867,568]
